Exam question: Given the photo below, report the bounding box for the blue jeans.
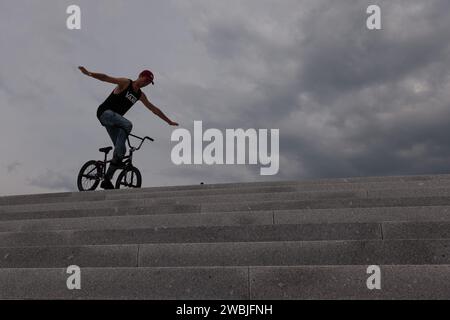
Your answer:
[99,110,133,161]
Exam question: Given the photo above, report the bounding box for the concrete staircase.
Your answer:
[0,174,450,299]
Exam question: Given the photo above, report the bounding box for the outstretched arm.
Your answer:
[78,66,128,86]
[140,93,178,126]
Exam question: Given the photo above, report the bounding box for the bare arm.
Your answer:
[78,66,128,87]
[140,93,178,126]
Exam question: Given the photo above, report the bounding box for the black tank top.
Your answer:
[97,79,142,119]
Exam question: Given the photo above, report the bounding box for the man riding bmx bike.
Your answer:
[78,66,179,189]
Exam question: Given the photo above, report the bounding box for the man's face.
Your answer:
[137,76,153,88]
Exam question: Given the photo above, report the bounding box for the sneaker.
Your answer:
[100,179,115,190]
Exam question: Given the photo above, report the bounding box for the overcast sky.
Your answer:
[1,0,450,196]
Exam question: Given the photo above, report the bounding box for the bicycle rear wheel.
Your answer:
[115,166,142,189]
[77,160,102,191]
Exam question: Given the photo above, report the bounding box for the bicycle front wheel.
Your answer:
[77,160,102,191]
[115,166,142,189]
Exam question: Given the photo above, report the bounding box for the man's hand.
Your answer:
[168,121,179,126]
[78,66,91,76]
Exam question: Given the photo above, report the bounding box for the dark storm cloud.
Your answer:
[174,0,450,180]
[299,1,450,101]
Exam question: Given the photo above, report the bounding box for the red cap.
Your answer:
[139,70,154,85]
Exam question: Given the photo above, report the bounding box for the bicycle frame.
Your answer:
[96,127,155,176]
[98,129,154,176]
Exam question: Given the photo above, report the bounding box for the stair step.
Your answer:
[0,265,449,299]
[1,206,450,233]
[0,211,274,233]
[0,244,138,268]
[106,184,450,201]
[4,196,450,222]
[383,221,450,240]
[275,206,450,224]
[0,240,448,268]
[0,221,449,248]
[0,267,248,300]
[0,223,381,247]
[138,239,450,267]
[251,265,450,299]
[201,197,450,213]
[0,204,202,221]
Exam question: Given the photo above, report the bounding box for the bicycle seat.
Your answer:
[99,147,113,154]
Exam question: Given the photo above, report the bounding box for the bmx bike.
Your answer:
[77,133,154,191]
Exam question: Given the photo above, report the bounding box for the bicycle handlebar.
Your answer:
[129,133,154,142]
[127,133,154,150]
